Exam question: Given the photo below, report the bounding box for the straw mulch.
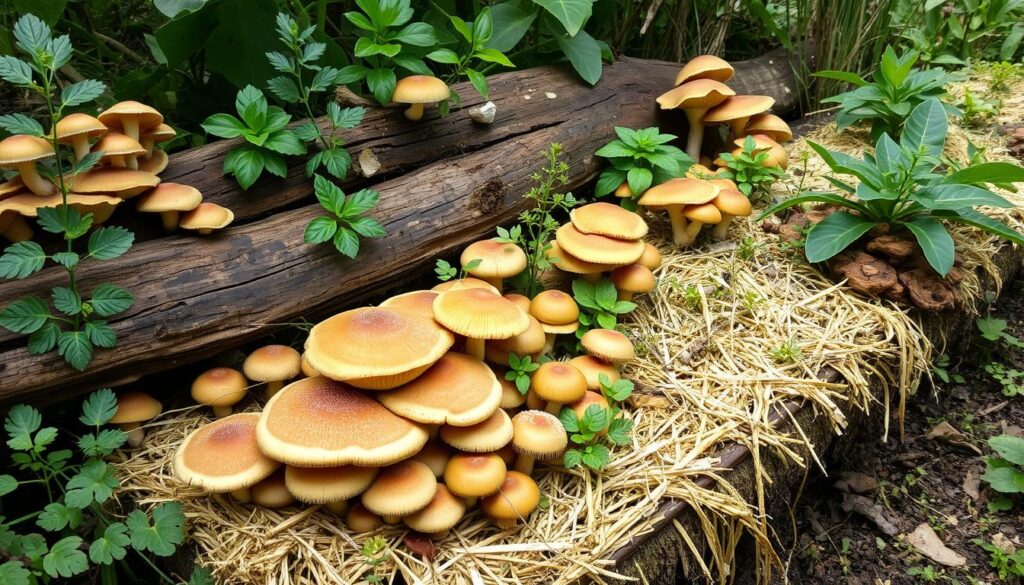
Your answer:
[114,74,1024,585]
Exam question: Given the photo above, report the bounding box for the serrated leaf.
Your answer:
[52,287,82,316]
[61,79,105,108]
[57,330,93,371]
[263,130,306,155]
[329,104,365,129]
[224,147,265,190]
[87,227,134,260]
[0,113,44,136]
[89,283,133,316]
[65,460,118,508]
[0,56,34,86]
[50,251,79,269]
[80,388,118,427]
[84,320,116,348]
[304,216,338,244]
[0,241,46,279]
[348,216,386,239]
[0,296,51,334]
[126,502,184,557]
[78,428,127,458]
[563,448,583,468]
[37,503,84,532]
[89,522,130,565]
[201,113,247,139]
[333,226,360,258]
[267,76,301,103]
[37,205,90,237]
[42,536,88,579]
[27,321,59,355]
[607,417,633,445]
[0,475,16,497]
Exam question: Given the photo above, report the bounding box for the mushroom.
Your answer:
[191,367,248,418]
[703,95,776,140]
[135,183,202,231]
[392,76,451,121]
[377,352,502,426]
[92,133,146,169]
[109,391,162,447]
[71,167,160,199]
[682,202,722,242]
[637,242,662,271]
[480,471,541,528]
[529,290,580,354]
[637,178,720,245]
[304,306,454,390]
[432,287,530,362]
[496,373,527,410]
[284,464,378,514]
[711,188,753,240]
[360,461,438,523]
[444,453,507,506]
[256,376,429,466]
[614,182,634,200]
[0,135,55,196]
[404,484,467,538]
[569,202,649,240]
[438,408,514,452]
[460,239,528,291]
[510,410,568,475]
[138,148,169,175]
[580,329,635,366]
[0,212,32,243]
[545,241,618,282]
[569,391,612,436]
[556,223,645,266]
[531,362,587,416]
[408,440,454,478]
[251,469,295,509]
[568,355,621,390]
[300,353,319,377]
[97,100,163,141]
[485,315,546,365]
[0,192,123,226]
[745,114,793,144]
[656,79,735,159]
[431,277,499,293]
[243,344,302,399]
[173,413,280,503]
[346,503,384,533]
[674,55,735,86]
[731,134,789,169]
[53,113,107,161]
[139,123,176,158]
[610,264,656,301]
[503,293,532,313]
[379,290,440,320]
[179,202,234,235]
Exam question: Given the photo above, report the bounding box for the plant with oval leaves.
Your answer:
[424,6,515,108]
[759,98,1024,277]
[594,127,693,209]
[716,135,787,198]
[559,374,635,471]
[572,278,635,339]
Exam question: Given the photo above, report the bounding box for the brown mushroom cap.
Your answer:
[611,264,656,296]
[713,189,753,217]
[141,123,176,144]
[657,78,735,110]
[173,413,279,492]
[392,76,451,103]
[284,464,379,504]
[256,377,429,466]
[243,345,302,384]
[531,362,587,406]
[408,441,454,478]
[0,192,122,218]
[637,243,662,271]
[555,224,644,265]
[461,239,528,282]
[251,470,294,509]
[510,410,568,459]
[545,241,620,276]
[709,177,740,191]
[487,315,547,361]
[683,202,722,224]
[98,101,163,133]
[432,288,531,340]
[744,114,792,143]
[480,471,541,527]
[304,306,454,389]
[378,352,502,426]
[110,392,163,424]
[674,55,735,85]
[444,453,507,498]
[529,290,580,334]
[179,202,234,232]
[637,178,719,207]
[53,113,107,142]
[92,133,145,158]
[139,149,169,174]
[570,202,649,240]
[403,484,466,534]
[135,183,202,213]
[360,461,438,517]
[379,290,440,320]
[70,168,160,198]
[703,95,775,126]
[431,277,499,293]
[346,503,384,533]
[568,355,621,390]
[0,135,54,165]
[581,329,635,364]
[570,391,611,422]
[439,408,514,452]
[191,367,248,407]
[503,293,532,313]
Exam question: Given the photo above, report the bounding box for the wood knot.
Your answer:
[469,180,507,215]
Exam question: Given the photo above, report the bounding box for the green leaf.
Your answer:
[13,13,50,54]
[594,280,618,309]
[0,474,17,497]
[366,67,397,105]
[89,522,130,565]
[0,113,44,136]
[37,503,83,532]
[945,162,1024,186]
[466,69,488,99]
[0,296,51,334]
[901,98,947,159]
[304,216,338,244]
[42,536,87,579]
[37,205,90,237]
[904,217,955,277]
[931,209,1024,247]
[916,184,1013,210]
[559,408,580,433]
[563,448,583,468]
[328,104,365,129]
[78,428,127,457]
[981,466,1024,494]
[348,216,386,239]
[87,227,135,260]
[90,283,134,317]
[80,388,119,426]
[5,403,42,438]
[555,29,602,85]
[0,56,34,86]
[394,22,436,46]
[235,85,269,129]
[606,417,633,445]
[334,64,370,84]
[626,166,653,196]
[426,48,460,64]
[51,286,82,316]
[126,502,185,557]
[60,79,105,108]
[989,434,1024,466]
[488,0,537,52]
[449,15,473,42]
[811,70,869,87]
[57,330,93,371]
[580,404,609,433]
[333,226,360,258]
[263,130,306,156]
[224,146,266,190]
[318,148,352,179]
[533,0,593,36]
[201,113,247,139]
[0,241,46,279]
[71,151,103,176]
[27,321,60,355]
[354,37,401,58]
[65,460,118,508]
[581,443,611,470]
[266,76,301,103]
[85,319,116,348]
[804,212,877,263]
[0,560,31,585]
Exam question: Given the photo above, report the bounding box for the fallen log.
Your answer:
[0,50,801,405]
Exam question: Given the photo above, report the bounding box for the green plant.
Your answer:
[973,537,1024,579]
[897,0,1024,66]
[815,46,961,140]
[977,316,1024,348]
[759,98,1024,276]
[494,143,576,297]
[358,535,389,583]
[771,338,803,364]
[0,389,186,583]
[506,353,541,394]
[593,127,692,208]
[0,14,136,371]
[434,257,481,281]
[980,61,1024,93]
[572,279,636,339]
[960,88,1001,126]
[932,353,966,385]
[303,176,386,258]
[559,374,635,471]
[906,564,941,582]
[423,6,515,107]
[981,434,1024,507]
[984,363,1024,397]
[717,135,787,198]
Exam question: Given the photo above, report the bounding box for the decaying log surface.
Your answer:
[0,50,800,405]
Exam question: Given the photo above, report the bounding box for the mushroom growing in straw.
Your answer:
[361,460,438,523]
[284,464,378,514]
[533,361,588,416]
[438,408,514,453]
[580,328,635,366]
[191,367,248,418]
[460,239,528,291]
[251,470,295,509]
[656,79,735,160]
[711,188,753,240]
[243,344,302,399]
[377,352,502,426]
[610,264,656,301]
[432,287,530,361]
[682,202,722,242]
[444,453,507,505]
[481,471,541,528]
[529,290,580,354]
[486,315,546,365]
[109,392,162,447]
[637,178,720,245]
[403,484,466,538]
[0,135,55,196]
[510,410,568,475]
[555,224,645,266]
[173,413,280,503]
[392,76,451,121]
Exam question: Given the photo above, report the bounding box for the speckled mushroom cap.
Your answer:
[305,306,454,389]
[703,95,775,126]
[98,101,163,133]
[545,241,619,276]
[251,470,294,508]
[529,290,580,334]
[568,355,621,390]
[531,362,587,406]
[360,460,438,516]
[638,178,719,208]
[392,76,450,104]
[70,168,160,198]
[570,202,649,240]
[403,484,466,534]
[432,287,531,340]
[378,352,502,426]
[174,413,279,492]
[444,453,507,498]
[379,290,440,320]
[555,224,645,265]
[744,113,792,143]
[487,315,547,359]
[481,471,540,526]
[257,377,428,466]
[674,55,735,85]
[135,183,202,213]
[460,239,528,282]
[439,408,514,452]
[284,464,379,504]
[713,189,752,217]
[92,133,145,158]
[191,367,248,407]
[0,135,54,165]
[510,410,567,459]
[611,264,656,296]
[580,329,635,364]
[110,392,163,424]
[0,192,122,217]
[637,243,662,271]
[179,202,234,232]
[243,345,302,384]
[53,113,107,142]
[657,79,735,110]
[683,202,722,224]
[431,277,499,293]
[408,441,453,478]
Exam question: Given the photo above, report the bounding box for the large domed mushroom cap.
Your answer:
[555,224,645,265]
[377,352,502,426]
[392,76,451,104]
[444,453,507,498]
[70,167,160,199]
[284,464,379,504]
[432,288,530,340]
[510,410,568,460]
[98,101,163,140]
[674,55,735,85]
[379,290,439,320]
[438,408,514,452]
[174,413,280,492]
[657,78,734,110]
[637,178,719,207]
[360,460,438,517]
[570,202,649,240]
[110,392,163,425]
[0,134,54,165]
[460,239,528,286]
[304,306,454,390]
[529,290,580,334]
[531,362,587,411]
[256,377,429,466]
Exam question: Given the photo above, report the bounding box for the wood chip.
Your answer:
[906,523,966,567]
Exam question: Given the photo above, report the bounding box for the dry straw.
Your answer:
[115,75,1024,585]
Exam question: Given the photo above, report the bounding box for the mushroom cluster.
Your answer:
[0,100,231,242]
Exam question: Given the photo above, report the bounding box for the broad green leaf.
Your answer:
[42,536,88,579]
[224,146,266,190]
[50,252,79,269]
[0,56,34,86]
[5,403,42,439]
[626,166,652,197]
[334,64,370,84]
[939,209,1024,246]
[804,212,877,263]
[266,76,301,103]
[487,0,538,52]
[60,80,105,108]
[606,417,634,445]
[154,0,208,17]
[85,321,117,348]
[0,241,46,279]
[333,226,360,258]
[563,448,583,468]
[901,98,947,159]
[304,216,338,244]
[533,0,593,36]
[904,217,955,276]
[811,70,868,87]
[756,192,869,221]
[555,29,602,85]
[13,13,50,54]
[37,503,83,532]
[89,522,130,565]
[426,48,459,64]
[945,162,1024,186]
[0,296,51,334]
[37,205,90,236]
[27,321,59,354]
[78,428,127,457]
[87,226,134,260]
[328,104,365,129]
[916,183,1013,210]
[0,475,16,497]
[0,113,44,136]
[366,67,397,105]
[126,502,185,557]
[342,188,380,216]
[263,130,306,155]
[90,283,134,316]
[348,216,386,238]
[0,561,30,585]
[989,434,1024,466]
[394,22,436,46]
[51,286,82,316]
[466,68,488,99]
[201,113,247,139]
[65,460,118,508]
[449,15,473,42]
[57,330,93,371]
[473,8,494,45]
[981,466,1024,494]
[474,47,514,67]
[80,388,118,426]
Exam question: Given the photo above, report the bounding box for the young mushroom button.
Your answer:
[110,391,163,447]
[0,135,55,196]
[191,367,248,418]
[711,189,753,240]
[251,470,295,509]
[486,316,547,365]
[682,202,722,242]
[243,344,302,399]
[510,410,568,475]
[392,75,451,121]
[531,362,588,416]
[460,239,528,291]
[444,453,507,504]
[135,183,203,231]
[481,471,541,528]
[744,113,793,144]
[611,264,656,301]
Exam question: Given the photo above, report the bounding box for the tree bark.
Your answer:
[0,50,801,406]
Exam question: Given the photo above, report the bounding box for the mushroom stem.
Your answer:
[542,333,555,355]
[463,497,478,508]
[428,529,450,539]
[109,155,127,168]
[3,216,33,242]
[120,423,145,447]
[326,501,348,515]
[125,155,139,170]
[70,136,91,161]
[582,273,601,283]
[230,488,252,503]
[543,401,564,416]
[159,211,181,232]
[382,515,401,525]
[464,337,486,361]
[212,405,233,418]
[15,162,55,196]
[684,220,706,242]
[404,103,425,121]
[729,117,751,139]
[684,108,708,160]
[513,454,536,475]
[666,206,691,245]
[121,118,140,141]
[712,215,734,240]
[483,276,503,291]
[617,290,635,302]
[265,380,284,399]
[142,139,155,158]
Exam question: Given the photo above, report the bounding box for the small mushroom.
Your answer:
[191,367,248,418]
[0,135,55,196]
[580,328,635,366]
[173,413,280,503]
[610,264,656,301]
[529,290,580,353]
[392,76,451,121]
[140,123,176,158]
[404,484,467,538]
[432,288,530,361]
[637,178,720,245]
[656,79,735,159]
[92,133,146,169]
[682,202,722,242]
[568,355,620,390]
[444,453,507,506]
[179,202,234,235]
[110,392,163,447]
[408,441,454,478]
[460,239,528,291]
[243,344,302,399]
[53,113,107,161]
[251,469,294,509]
[711,188,753,240]
[361,461,438,523]
[703,95,776,139]
[284,464,378,514]
[486,316,546,365]
[744,114,793,144]
[97,100,163,141]
[637,242,662,271]
[135,183,202,231]
[346,503,384,533]
[510,410,567,475]
[531,362,587,416]
[731,134,788,169]
[71,167,160,199]
[481,471,541,528]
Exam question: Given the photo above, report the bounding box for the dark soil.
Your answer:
[780,278,1024,584]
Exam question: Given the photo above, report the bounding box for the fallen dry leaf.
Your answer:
[992,532,1017,555]
[906,523,966,567]
[926,421,983,455]
[963,469,981,500]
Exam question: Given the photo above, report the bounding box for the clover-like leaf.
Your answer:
[89,522,130,565]
[65,460,118,508]
[126,502,185,557]
[37,503,84,532]
[42,536,88,579]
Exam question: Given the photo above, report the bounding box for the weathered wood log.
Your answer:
[0,51,801,405]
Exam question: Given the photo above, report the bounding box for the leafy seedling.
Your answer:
[304,175,386,259]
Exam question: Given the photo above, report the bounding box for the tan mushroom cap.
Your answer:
[444,453,507,498]
[709,177,739,191]
[657,78,735,109]
[713,189,753,217]
[614,182,633,198]
[0,192,122,218]
[98,101,163,134]
[243,344,302,383]
[529,290,579,334]
[683,202,722,224]
[461,239,528,282]
[191,367,248,407]
[510,410,567,459]
[503,293,532,313]
[404,484,466,534]
[674,55,735,85]
[432,288,531,340]
[481,471,541,528]
[0,135,54,164]
[251,470,294,508]
[568,355,621,390]
[92,133,145,158]
[110,392,163,424]
[570,391,611,422]
[179,202,234,233]
[637,178,719,207]
[360,460,438,517]
[54,113,107,141]
[141,123,176,144]
[173,413,279,492]
[431,277,499,293]
[611,264,656,296]
[408,441,453,478]
[745,113,792,143]
[703,95,776,136]
[0,177,24,197]
[555,224,644,265]
[531,362,587,406]
[497,373,527,409]
[70,168,160,198]
[570,202,649,240]
[284,464,379,504]
[545,241,619,275]
[379,290,439,320]
[378,352,502,426]
[304,306,454,389]
[138,149,168,174]
[300,354,319,377]
[257,377,428,466]
[487,315,546,361]
[638,242,662,271]
[732,134,788,169]
[346,503,384,532]
[439,408,514,452]
[581,329,635,364]
[135,183,202,213]
[392,75,451,103]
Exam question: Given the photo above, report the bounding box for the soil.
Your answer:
[779,277,1024,585]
